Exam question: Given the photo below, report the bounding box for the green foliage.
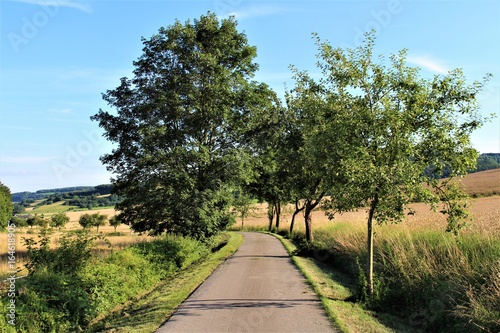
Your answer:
[475,153,500,172]
[23,228,99,275]
[288,30,489,296]
[108,216,121,232]
[25,214,48,229]
[2,227,214,332]
[15,269,91,331]
[232,191,257,228]
[78,212,107,231]
[78,213,93,229]
[0,181,13,230]
[63,194,122,209]
[92,13,276,240]
[12,203,25,215]
[50,212,69,229]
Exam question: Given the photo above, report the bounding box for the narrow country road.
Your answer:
[156,232,336,333]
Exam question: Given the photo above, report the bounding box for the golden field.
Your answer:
[0,208,152,278]
[240,169,500,236]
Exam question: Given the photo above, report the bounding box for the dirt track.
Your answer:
[157,232,335,333]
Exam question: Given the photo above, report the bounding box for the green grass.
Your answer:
[271,233,416,333]
[272,220,500,333]
[86,232,244,333]
[0,231,243,333]
[27,201,78,214]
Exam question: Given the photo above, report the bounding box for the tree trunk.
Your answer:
[241,215,244,229]
[290,199,304,234]
[267,202,274,231]
[304,201,314,242]
[275,201,281,229]
[366,194,379,297]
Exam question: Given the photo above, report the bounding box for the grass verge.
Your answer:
[87,232,243,333]
[271,233,417,333]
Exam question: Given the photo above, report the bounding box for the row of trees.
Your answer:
[92,13,490,295]
[78,213,121,232]
[8,212,121,233]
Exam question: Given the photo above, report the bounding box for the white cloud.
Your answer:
[407,55,449,74]
[10,0,92,14]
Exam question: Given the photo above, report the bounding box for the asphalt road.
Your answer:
[156,232,335,333]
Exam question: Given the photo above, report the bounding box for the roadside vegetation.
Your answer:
[0,227,241,332]
[231,190,500,333]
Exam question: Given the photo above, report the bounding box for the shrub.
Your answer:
[15,269,90,331]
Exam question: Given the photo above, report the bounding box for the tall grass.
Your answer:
[291,222,500,332]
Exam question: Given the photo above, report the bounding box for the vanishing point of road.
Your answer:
[157,232,336,333]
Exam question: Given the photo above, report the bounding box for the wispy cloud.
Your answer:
[0,156,56,163]
[10,0,92,14]
[221,5,285,20]
[48,108,74,115]
[407,55,449,74]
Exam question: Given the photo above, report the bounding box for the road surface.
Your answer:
[157,232,335,332]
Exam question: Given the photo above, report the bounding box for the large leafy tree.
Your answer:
[92,13,276,239]
[0,181,14,230]
[300,32,490,296]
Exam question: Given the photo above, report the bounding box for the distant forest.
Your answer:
[424,153,500,179]
[476,153,500,171]
[12,184,122,210]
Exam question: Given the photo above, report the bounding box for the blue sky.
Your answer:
[1,0,499,193]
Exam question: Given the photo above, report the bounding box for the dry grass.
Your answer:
[0,208,153,279]
[239,169,500,233]
[238,196,500,238]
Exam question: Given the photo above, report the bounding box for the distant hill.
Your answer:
[458,168,500,197]
[12,185,113,203]
[424,153,500,179]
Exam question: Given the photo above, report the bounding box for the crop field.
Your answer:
[0,208,152,279]
[239,169,500,236]
[238,195,500,235]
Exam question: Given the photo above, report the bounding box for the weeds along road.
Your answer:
[157,232,336,333]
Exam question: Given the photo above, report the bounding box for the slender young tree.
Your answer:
[285,71,331,242]
[308,31,490,296]
[92,13,277,239]
[109,216,122,232]
[92,213,108,232]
